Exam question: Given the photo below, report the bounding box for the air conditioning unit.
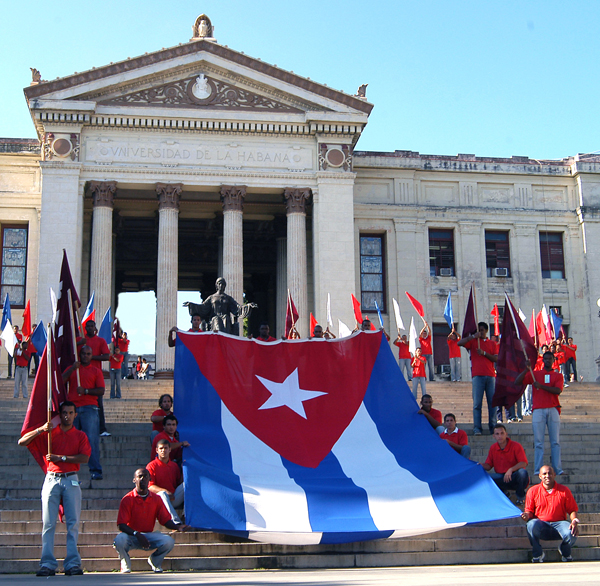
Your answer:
[493,268,509,277]
[439,364,451,374]
[439,268,453,277]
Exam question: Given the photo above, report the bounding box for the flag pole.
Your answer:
[67,289,81,386]
[504,293,535,378]
[472,283,481,350]
[46,322,52,456]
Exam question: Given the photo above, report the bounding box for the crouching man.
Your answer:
[521,465,579,563]
[114,468,190,573]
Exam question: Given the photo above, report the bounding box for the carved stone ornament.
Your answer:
[89,181,117,208]
[99,73,302,112]
[284,188,311,214]
[318,143,353,171]
[42,133,80,161]
[220,185,246,212]
[156,183,183,210]
[191,14,215,40]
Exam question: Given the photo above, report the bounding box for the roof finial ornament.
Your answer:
[356,84,368,99]
[191,14,216,42]
[30,68,42,86]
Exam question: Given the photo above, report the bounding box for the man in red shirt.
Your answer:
[18,401,91,576]
[447,330,461,382]
[109,347,124,399]
[147,439,184,523]
[84,320,111,437]
[62,345,105,480]
[256,322,276,342]
[117,331,130,380]
[151,414,190,464]
[458,322,498,436]
[150,394,173,441]
[439,413,470,459]
[521,465,579,562]
[481,424,529,504]
[7,324,22,379]
[411,348,427,399]
[394,334,412,382]
[168,313,203,348]
[515,351,563,475]
[417,394,444,434]
[114,468,190,573]
[419,322,435,381]
[13,339,32,398]
[564,337,578,382]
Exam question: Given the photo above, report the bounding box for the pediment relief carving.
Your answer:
[97,73,304,113]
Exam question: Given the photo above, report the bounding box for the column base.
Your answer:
[153,370,174,380]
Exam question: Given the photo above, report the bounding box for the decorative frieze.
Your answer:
[42,133,80,162]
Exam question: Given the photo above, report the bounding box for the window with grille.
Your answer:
[539,232,565,279]
[1,225,28,308]
[485,231,511,277]
[429,229,455,277]
[360,234,386,313]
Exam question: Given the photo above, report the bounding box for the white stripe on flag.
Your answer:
[221,403,313,533]
[332,403,448,531]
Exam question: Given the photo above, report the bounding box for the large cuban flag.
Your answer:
[176,331,520,545]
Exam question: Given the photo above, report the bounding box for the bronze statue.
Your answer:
[183,277,256,336]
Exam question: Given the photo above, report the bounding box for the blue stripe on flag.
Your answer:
[282,451,379,533]
[176,339,247,531]
[362,336,520,524]
[320,530,394,544]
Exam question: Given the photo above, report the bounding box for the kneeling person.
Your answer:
[147,440,184,523]
[482,424,529,504]
[439,413,471,459]
[114,468,190,573]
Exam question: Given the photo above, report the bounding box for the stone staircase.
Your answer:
[2,377,600,572]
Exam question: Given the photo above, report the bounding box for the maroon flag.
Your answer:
[493,295,538,409]
[285,290,299,339]
[54,251,81,369]
[20,332,68,471]
[405,292,425,318]
[461,285,478,338]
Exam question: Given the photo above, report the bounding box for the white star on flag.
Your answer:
[256,368,327,419]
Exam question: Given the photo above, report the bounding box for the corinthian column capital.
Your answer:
[88,181,117,208]
[156,183,183,210]
[220,185,246,212]
[284,188,311,214]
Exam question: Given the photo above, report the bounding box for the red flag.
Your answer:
[285,290,299,339]
[405,292,425,318]
[528,309,536,341]
[112,317,122,345]
[20,332,68,471]
[22,300,32,338]
[490,304,500,337]
[310,313,318,336]
[461,285,478,338]
[535,311,551,346]
[493,295,538,409]
[351,294,363,325]
[54,250,81,370]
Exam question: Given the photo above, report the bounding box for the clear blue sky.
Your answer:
[2,0,599,160]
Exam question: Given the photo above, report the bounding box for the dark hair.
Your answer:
[60,400,76,412]
[158,394,173,407]
[421,394,432,401]
[494,423,506,432]
[477,322,488,331]
[164,414,178,425]
[444,413,456,421]
[191,313,201,319]
[156,439,170,448]
[259,322,270,328]
[543,351,555,359]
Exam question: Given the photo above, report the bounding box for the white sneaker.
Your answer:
[120,559,131,573]
[148,556,163,573]
[100,431,111,437]
[532,551,545,563]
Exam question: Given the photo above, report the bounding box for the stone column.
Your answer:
[220,186,245,306]
[276,237,287,338]
[285,188,311,337]
[88,181,117,323]
[155,183,182,377]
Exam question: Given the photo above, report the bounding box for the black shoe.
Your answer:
[90,473,103,480]
[36,567,55,577]
[64,567,84,576]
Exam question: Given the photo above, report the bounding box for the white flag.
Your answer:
[50,286,58,324]
[327,293,333,328]
[1,320,18,357]
[392,298,405,331]
[517,308,526,322]
[409,317,417,356]
[338,319,352,338]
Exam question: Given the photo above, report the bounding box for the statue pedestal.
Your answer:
[154,370,174,380]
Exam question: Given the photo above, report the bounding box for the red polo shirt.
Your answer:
[427,408,443,425]
[151,409,171,433]
[440,427,468,447]
[484,437,528,474]
[46,426,92,473]
[67,363,105,407]
[85,334,110,371]
[151,431,183,462]
[463,338,497,377]
[525,482,578,522]
[394,339,411,360]
[447,337,461,359]
[147,458,182,494]
[419,335,432,355]
[109,353,124,370]
[412,356,426,378]
[522,370,563,413]
[117,489,171,533]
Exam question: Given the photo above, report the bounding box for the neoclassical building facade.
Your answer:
[1,16,600,380]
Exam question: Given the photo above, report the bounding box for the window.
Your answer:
[539,232,565,279]
[1,225,28,307]
[360,235,386,312]
[429,229,455,277]
[485,231,511,277]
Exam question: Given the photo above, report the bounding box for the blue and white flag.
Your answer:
[443,292,454,329]
[98,307,112,345]
[549,308,563,339]
[1,293,11,331]
[30,320,47,355]
[176,331,519,545]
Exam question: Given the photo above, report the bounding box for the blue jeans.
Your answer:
[412,377,426,399]
[472,376,497,434]
[74,405,102,475]
[424,353,435,381]
[399,358,412,381]
[113,532,175,570]
[532,407,562,474]
[121,353,129,379]
[110,369,121,398]
[459,445,471,459]
[488,468,529,499]
[450,357,461,381]
[526,519,576,558]
[40,473,82,571]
